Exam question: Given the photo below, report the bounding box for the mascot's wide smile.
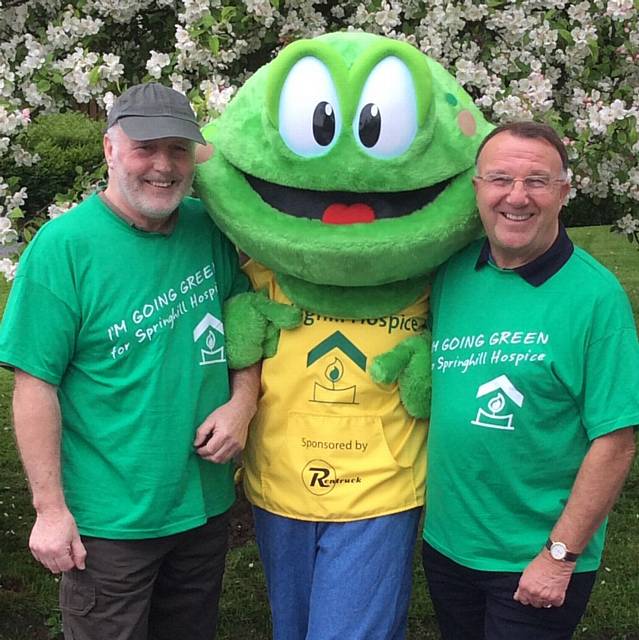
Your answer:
[244,172,453,223]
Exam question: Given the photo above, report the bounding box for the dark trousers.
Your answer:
[422,541,597,640]
[60,511,230,640]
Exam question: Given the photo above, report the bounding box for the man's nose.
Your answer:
[506,179,529,204]
[153,151,173,172]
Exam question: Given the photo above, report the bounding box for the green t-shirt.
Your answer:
[424,240,639,572]
[0,194,248,539]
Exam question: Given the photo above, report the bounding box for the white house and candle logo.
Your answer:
[471,375,524,430]
[193,313,226,366]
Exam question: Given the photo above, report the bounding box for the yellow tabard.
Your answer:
[243,261,428,522]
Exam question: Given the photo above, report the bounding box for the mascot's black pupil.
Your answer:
[359,103,381,148]
[313,101,335,146]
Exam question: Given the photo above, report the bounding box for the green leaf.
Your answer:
[220,6,237,22]
[23,227,33,242]
[208,35,220,55]
[200,13,215,28]
[88,67,101,87]
[558,29,573,45]
[36,79,51,92]
[270,0,280,8]
[8,207,24,220]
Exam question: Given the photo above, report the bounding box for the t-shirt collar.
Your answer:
[475,223,574,286]
[98,191,178,235]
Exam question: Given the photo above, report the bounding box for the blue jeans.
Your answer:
[253,506,421,640]
[422,541,597,640]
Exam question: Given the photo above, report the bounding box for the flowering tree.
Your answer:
[1,0,638,279]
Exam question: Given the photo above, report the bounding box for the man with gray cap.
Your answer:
[0,83,259,639]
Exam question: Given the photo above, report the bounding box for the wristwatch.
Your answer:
[545,538,579,562]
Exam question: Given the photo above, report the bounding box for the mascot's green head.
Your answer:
[196,31,492,316]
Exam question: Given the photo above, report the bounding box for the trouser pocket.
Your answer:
[60,568,96,638]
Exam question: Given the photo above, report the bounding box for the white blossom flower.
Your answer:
[178,0,213,25]
[146,51,171,79]
[55,48,102,103]
[199,78,236,114]
[48,202,74,220]
[245,0,276,27]
[0,63,15,98]
[0,217,18,245]
[170,72,192,94]
[568,2,592,24]
[11,145,39,167]
[0,257,17,281]
[374,2,402,32]
[613,214,639,233]
[606,0,634,20]
[17,35,47,77]
[102,91,116,113]
[100,54,124,82]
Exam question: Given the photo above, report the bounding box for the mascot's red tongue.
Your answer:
[322,203,375,224]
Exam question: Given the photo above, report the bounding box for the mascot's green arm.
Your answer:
[224,290,303,369]
[369,332,432,419]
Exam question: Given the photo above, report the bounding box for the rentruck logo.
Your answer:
[301,459,363,495]
[302,459,337,495]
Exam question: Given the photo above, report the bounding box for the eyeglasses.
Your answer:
[474,173,567,193]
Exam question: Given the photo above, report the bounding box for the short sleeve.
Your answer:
[212,230,250,301]
[580,287,639,439]
[0,238,80,384]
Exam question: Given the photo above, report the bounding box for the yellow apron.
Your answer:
[243,261,428,521]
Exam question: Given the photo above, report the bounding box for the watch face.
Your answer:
[550,542,567,560]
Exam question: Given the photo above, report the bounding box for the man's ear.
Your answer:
[103,133,113,168]
[559,180,571,208]
[195,143,214,164]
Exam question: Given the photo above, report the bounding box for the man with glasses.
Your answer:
[422,121,638,639]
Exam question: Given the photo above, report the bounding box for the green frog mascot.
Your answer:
[196,31,492,640]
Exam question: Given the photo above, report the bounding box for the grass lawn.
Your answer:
[0,225,638,639]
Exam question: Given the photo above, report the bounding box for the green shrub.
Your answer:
[563,194,631,228]
[0,112,105,217]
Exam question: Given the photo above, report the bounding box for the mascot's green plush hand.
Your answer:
[370,332,432,419]
[224,290,303,369]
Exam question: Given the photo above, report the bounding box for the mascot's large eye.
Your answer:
[279,56,342,157]
[353,57,418,158]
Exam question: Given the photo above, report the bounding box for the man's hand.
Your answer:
[29,507,86,574]
[513,551,575,608]
[193,364,260,464]
[193,399,253,463]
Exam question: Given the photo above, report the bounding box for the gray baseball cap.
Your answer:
[107,82,206,145]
